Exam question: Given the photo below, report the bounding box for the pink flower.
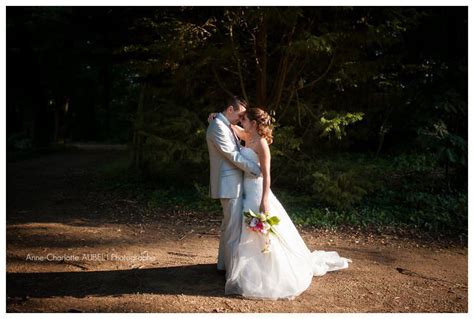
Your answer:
[249,218,258,227]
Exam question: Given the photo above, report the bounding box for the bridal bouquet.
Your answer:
[243,209,281,253]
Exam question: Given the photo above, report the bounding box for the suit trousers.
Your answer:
[217,196,243,272]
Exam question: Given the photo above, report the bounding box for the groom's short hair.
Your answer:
[223,96,247,112]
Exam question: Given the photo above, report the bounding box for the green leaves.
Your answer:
[417,120,467,167]
[267,216,280,226]
[271,126,302,158]
[243,209,259,218]
[311,167,371,210]
[319,111,365,140]
[292,32,340,55]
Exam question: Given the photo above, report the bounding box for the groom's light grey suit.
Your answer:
[206,112,261,272]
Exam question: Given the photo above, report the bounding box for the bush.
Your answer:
[311,168,371,210]
[7,132,33,151]
[94,149,467,237]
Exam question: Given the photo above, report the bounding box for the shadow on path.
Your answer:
[7,263,228,299]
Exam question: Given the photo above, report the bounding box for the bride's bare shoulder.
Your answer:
[255,137,270,155]
[258,136,269,147]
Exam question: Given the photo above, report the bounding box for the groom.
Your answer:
[206,96,261,276]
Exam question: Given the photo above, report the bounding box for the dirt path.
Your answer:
[6,148,468,313]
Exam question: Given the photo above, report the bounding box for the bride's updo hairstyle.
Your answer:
[245,107,274,145]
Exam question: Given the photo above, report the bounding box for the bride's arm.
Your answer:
[231,124,249,142]
[257,138,271,213]
[207,112,248,142]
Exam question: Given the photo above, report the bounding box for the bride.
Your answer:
[210,107,352,300]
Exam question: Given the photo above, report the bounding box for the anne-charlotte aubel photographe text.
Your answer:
[24,252,156,262]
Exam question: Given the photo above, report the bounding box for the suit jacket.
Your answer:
[206,112,261,199]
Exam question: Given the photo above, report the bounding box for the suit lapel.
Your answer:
[216,113,240,150]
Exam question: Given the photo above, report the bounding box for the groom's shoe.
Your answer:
[216,268,226,275]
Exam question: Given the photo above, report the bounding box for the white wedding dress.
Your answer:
[225,147,352,300]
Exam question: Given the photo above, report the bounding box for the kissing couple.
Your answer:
[206,96,352,300]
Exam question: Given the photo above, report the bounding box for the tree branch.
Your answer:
[212,65,234,97]
[297,53,335,91]
[229,24,248,102]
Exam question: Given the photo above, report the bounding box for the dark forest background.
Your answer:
[6,7,467,237]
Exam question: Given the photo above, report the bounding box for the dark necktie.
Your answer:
[229,124,241,151]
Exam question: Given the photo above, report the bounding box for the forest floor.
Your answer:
[6,146,468,313]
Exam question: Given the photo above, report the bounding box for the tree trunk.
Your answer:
[255,13,267,107]
[445,160,450,191]
[130,83,147,170]
[269,24,296,111]
[102,62,111,136]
